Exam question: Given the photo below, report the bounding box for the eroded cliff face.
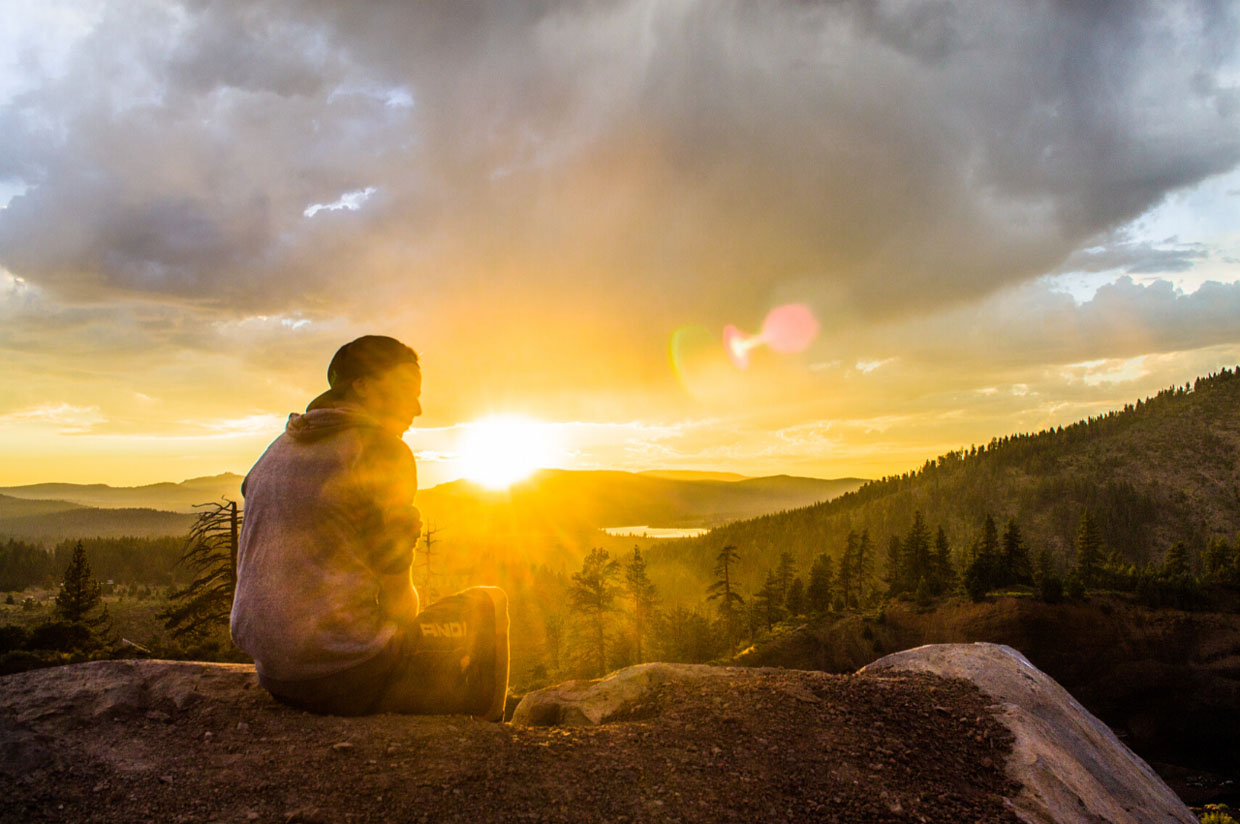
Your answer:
[734,595,1240,802]
[0,644,1194,823]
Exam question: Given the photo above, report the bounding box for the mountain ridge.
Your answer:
[0,469,865,547]
[661,367,1240,587]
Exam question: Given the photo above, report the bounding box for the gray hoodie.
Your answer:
[230,404,419,681]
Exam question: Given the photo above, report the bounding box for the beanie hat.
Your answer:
[307,335,419,411]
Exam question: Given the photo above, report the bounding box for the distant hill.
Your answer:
[0,468,863,552]
[0,507,197,544]
[0,494,83,520]
[638,470,751,482]
[0,474,243,513]
[656,367,1240,591]
[417,470,864,535]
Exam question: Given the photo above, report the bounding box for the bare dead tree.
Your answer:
[161,499,240,639]
[417,521,442,603]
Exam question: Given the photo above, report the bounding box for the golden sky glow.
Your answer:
[1,2,1240,488]
[456,415,562,490]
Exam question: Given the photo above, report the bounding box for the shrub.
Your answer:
[964,563,989,602]
[27,620,93,653]
[0,624,29,653]
[915,576,932,608]
[1200,805,1238,824]
[1038,574,1064,604]
[0,649,54,676]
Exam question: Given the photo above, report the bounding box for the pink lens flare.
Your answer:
[761,303,819,353]
[722,304,820,370]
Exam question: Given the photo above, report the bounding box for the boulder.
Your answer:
[863,642,1195,824]
[0,646,1198,822]
[511,662,730,725]
[2,659,258,727]
[516,643,1195,824]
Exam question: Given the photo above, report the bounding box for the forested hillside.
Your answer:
[0,507,197,544]
[655,368,1240,595]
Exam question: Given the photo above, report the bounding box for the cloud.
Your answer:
[829,275,1240,375]
[0,0,1236,330]
[1,2,1239,485]
[1056,236,1210,276]
[0,402,104,433]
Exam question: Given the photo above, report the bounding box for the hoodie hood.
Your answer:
[285,404,384,442]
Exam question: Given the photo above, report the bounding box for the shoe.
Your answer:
[469,586,510,722]
[406,586,510,721]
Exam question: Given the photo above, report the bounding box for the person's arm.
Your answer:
[378,564,419,625]
[356,434,423,621]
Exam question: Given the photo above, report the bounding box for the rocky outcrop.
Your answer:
[863,643,1195,824]
[0,645,1196,823]
[735,594,1240,803]
[511,662,731,725]
[517,643,1194,824]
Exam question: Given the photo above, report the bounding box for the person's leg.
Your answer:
[258,649,394,716]
[375,586,510,721]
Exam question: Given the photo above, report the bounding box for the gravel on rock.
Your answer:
[1,666,1019,823]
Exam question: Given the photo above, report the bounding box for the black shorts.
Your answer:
[258,586,509,719]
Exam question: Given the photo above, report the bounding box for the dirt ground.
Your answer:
[0,663,1021,824]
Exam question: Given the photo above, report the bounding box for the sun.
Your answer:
[458,415,559,489]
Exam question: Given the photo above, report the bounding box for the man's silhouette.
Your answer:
[230,335,509,720]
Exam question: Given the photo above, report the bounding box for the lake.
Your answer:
[601,525,709,539]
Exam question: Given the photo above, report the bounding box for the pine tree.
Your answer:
[979,515,1000,567]
[903,511,932,593]
[706,544,744,655]
[162,500,240,639]
[55,541,109,629]
[853,530,874,606]
[884,535,902,597]
[1074,510,1103,587]
[1034,548,1064,603]
[1203,538,1230,582]
[839,530,858,607]
[623,546,657,663]
[806,553,834,615]
[1163,542,1190,578]
[570,548,621,677]
[1002,519,1032,587]
[775,552,797,604]
[963,515,1000,602]
[933,527,955,595]
[755,570,785,631]
[786,576,805,617]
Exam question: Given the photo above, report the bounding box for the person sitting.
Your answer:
[230,335,509,720]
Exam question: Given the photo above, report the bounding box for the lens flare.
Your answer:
[762,303,820,353]
[723,324,755,370]
[722,303,820,370]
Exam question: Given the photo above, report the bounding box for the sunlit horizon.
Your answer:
[455,414,564,490]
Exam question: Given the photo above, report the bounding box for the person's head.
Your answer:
[308,336,422,433]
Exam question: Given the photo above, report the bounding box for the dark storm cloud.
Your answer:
[0,0,1237,322]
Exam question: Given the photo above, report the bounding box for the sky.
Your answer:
[1,0,1239,488]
